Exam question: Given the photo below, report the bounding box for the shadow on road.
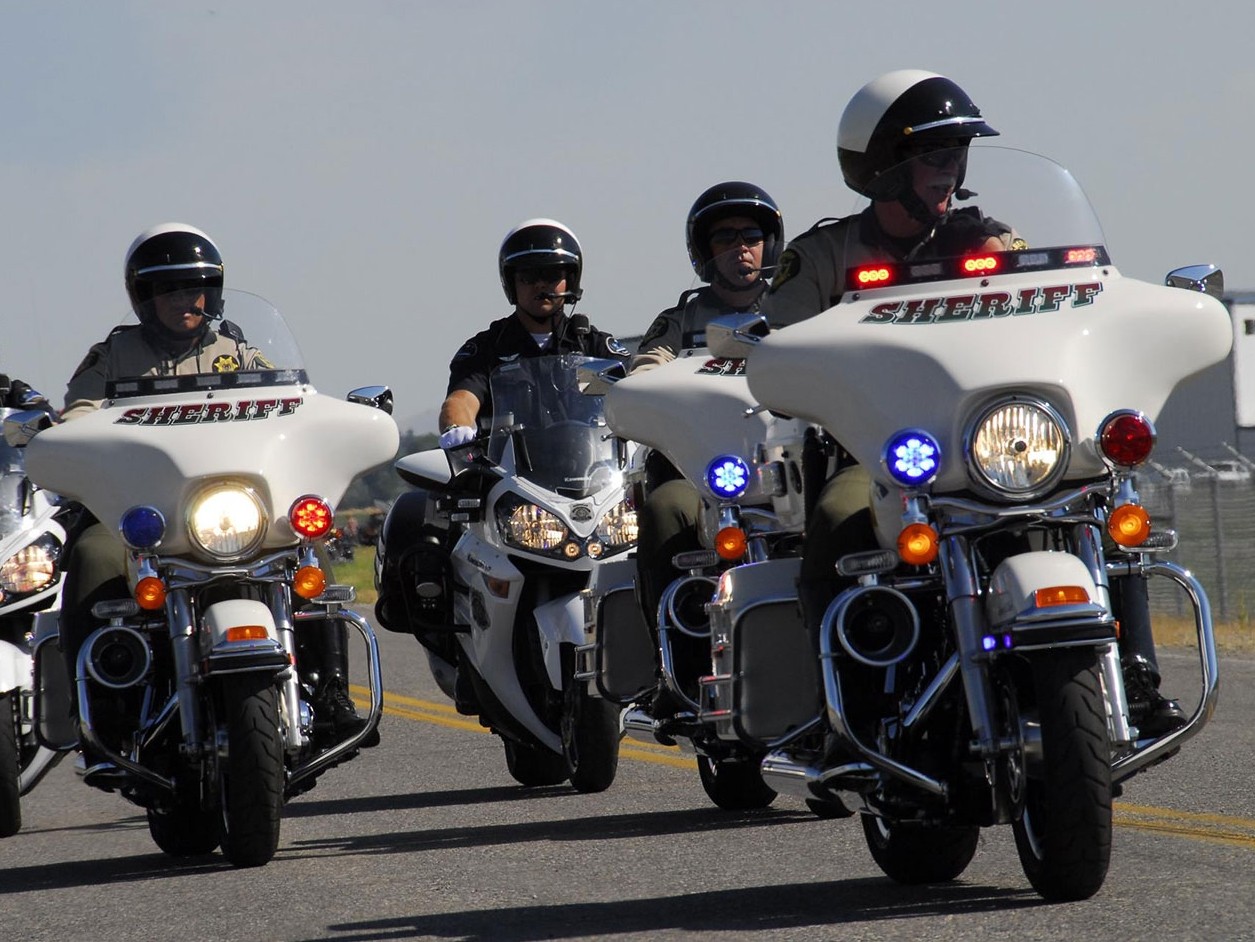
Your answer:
[286,802,817,857]
[303,878,1043,941]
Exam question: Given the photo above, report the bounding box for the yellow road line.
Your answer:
[353,685,1255,845]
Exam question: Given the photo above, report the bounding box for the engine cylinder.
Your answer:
[830,585,919,667]
[85,626,152,689]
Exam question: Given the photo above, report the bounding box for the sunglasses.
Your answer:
[904,140,969,169]
[709,227,765,248]
[516,267,567,285]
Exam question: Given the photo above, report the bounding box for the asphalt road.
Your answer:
[4,621,1254,942]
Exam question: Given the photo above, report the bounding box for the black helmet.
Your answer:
[686,181,784,281]
[124,223,225,322]
[837,70,999,200]
[498,218,583,305]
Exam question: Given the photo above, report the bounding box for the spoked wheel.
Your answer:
[696,753,776,811]
[503,738,570,787]
[218,674,284,868]
[0,692,20,838]
[861,814,980,884]
[1011,648,1112,901]
[147,799,220,857]
[561,681,620,794]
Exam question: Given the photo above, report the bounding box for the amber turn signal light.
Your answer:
[897,523,939,565]
[1108,503,1151,547]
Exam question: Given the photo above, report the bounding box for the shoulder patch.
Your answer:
[769,248,801,294]
[69,349,104,380]
[606,337,629,356]
[639,315,670,348]
[452,341,477,360]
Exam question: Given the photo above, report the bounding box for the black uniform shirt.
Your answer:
[446,312,628,412]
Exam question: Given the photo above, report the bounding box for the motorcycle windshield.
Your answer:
[103,290,308,400]
[0,408,27,540]
[486,355,621,499]
[748,145,1233,488]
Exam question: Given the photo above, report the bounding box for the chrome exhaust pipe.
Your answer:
[759,749,874,806]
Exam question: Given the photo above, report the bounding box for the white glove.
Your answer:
[439,425,476,449]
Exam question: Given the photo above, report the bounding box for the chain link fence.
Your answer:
[1138,460,1255,631]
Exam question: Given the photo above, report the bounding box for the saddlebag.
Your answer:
[706,558,820,746]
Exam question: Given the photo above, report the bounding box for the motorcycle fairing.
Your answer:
[532,593,585,690]
[450,527,561,751]
[0,639,31,693]
[606,352,776,504]
[749,269,1231,494]
[26,389,397,558]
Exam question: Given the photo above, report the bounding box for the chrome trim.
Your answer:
[1108,559,1218,782]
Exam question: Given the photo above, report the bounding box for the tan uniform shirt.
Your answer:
[63,325,271,420]
[761,206,1018,328]
[630,286,763,373]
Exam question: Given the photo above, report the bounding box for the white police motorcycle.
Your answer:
[578,340,820,811]
[4,291,398,866]
[704,145,1229,900]
[375,354,632,791]
[0,410,72,837]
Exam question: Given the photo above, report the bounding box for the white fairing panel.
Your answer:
[607,354,773,499]
[750,273,1231,490]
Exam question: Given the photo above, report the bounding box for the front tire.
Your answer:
[218,674,284,868]
[503,738,569,787]
[1012,648,1112,901]
[696,753,776,811]
[0,692,20,838]
[562,672,620,793]
[861,814,980,884]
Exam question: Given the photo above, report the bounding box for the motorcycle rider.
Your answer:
[762,69,1185,738]
[629,182,784,718]
[377,219,627,664]
[437,218,628,447]
[59,224,375,781]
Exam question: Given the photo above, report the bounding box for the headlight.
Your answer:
[596,499,638,546]
[967,398,1069,498]
[499,502,569,552]
[0,537,59,594]
[186,482,267,561]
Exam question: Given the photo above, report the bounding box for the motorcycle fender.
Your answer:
[202,599,288,674]
[532,593,584,690]
[986,551,1111,637]
[0,638,32,694]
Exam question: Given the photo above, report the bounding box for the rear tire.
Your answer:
[0,692,21,838]
[562,673,620,793]
[1012,649,1112,901]
[861,814,980,883]
[503,738,569,787]
[696,753,776,811]
[219,675,284,868]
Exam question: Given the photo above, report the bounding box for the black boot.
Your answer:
[311,622,379,748]
[1122,654,1186,738]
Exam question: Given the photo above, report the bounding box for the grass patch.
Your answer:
[328,544,377,605]
[1156,614,1255,654]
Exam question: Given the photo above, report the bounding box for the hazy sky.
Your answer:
[5,1,1253,432]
